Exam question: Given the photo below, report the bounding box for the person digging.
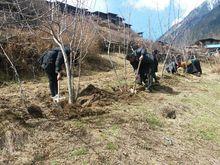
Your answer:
[126,44,156,92]
[177,58,202,76]
[38,46,71,101]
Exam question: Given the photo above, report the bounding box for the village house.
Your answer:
[124,23,132,28]
[195,38,220,46]
[137,32,144,37]
[92,11,108,20]
[47,1,91,15]
[194,38,220,55]
[93,12,128,28]
[47,1,132,29]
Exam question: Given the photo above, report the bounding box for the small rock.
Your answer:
[123,152,129,157]
[163,137,174,146]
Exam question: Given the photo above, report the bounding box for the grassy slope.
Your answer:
[0,54,220,164]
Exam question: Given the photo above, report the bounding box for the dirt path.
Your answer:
[0,54,220,164]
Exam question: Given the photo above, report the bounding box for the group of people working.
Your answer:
[39,42,202,99]
[126,41,202,93]
[165,55,202,76]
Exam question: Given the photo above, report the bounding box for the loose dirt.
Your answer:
[0,55,220,164]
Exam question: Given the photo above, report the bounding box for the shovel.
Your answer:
[130,59,142,94]
[53,80,66,103]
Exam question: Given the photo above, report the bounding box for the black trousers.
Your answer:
[45,67,58,97]
[187,60,202,74]
[193,60,202,74]
[146,67,153,91]
[139,65,153,91]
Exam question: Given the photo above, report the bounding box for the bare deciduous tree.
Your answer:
[1,0,99,104]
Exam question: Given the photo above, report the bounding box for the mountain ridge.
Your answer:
[158,0,220,47]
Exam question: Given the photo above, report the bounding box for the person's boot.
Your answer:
[145,87,152,93]
[51,94,59,101]
[154,79,159,84]
[197,72,201,77]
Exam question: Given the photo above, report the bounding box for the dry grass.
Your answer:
[0,25,104,80]
[1,55,220,164]
[0,29,53,80]
[211,65,220,74]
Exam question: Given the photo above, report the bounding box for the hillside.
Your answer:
[1,54,220,164]
[0,0,140,81]
[1,1,220,164]
[158,0,220,47]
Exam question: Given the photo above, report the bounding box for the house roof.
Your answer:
[195,38,220,45]
[93,11,106,15]
[205,44,220,49]
[116,16,124,21]
[107,12,117,16]
[199,38,220,42]
[124,23,132,26]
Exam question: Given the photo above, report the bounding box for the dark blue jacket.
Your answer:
[135,47,154,64]
[39,47,70,73]
[129,47,154,75]
[186,59,202,74]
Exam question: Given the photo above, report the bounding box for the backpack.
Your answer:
[37,50,55,70]
[37,51,47,68]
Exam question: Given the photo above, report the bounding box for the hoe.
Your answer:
[53,80,66,103]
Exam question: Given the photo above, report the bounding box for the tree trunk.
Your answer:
[54,40,75,104]
[60,46,74,104]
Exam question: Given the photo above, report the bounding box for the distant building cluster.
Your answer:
[194,38,220,54]
[48,1,132,29]
[195,38,220,49]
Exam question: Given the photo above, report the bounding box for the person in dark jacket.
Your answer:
[126,43,156,92]
[152,50,159,83]
[166,61,178,74]
[39,46,71,98]
[178,59,202,76]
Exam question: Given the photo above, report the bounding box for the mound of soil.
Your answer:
[79,84,114,97]
[158,103,189,119]
[27,105,44,118]
[48,84,116,119]
[49,100,108,119]
[161,108,176,119]
[78,84,118,107]
[153,84,176,94]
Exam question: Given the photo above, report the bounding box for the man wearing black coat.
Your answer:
[185,59,202,76]
[152,49,159,83]
[39,46,70,98]
[126,45,155,92]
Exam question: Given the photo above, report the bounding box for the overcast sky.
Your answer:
[54,0,207,40]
